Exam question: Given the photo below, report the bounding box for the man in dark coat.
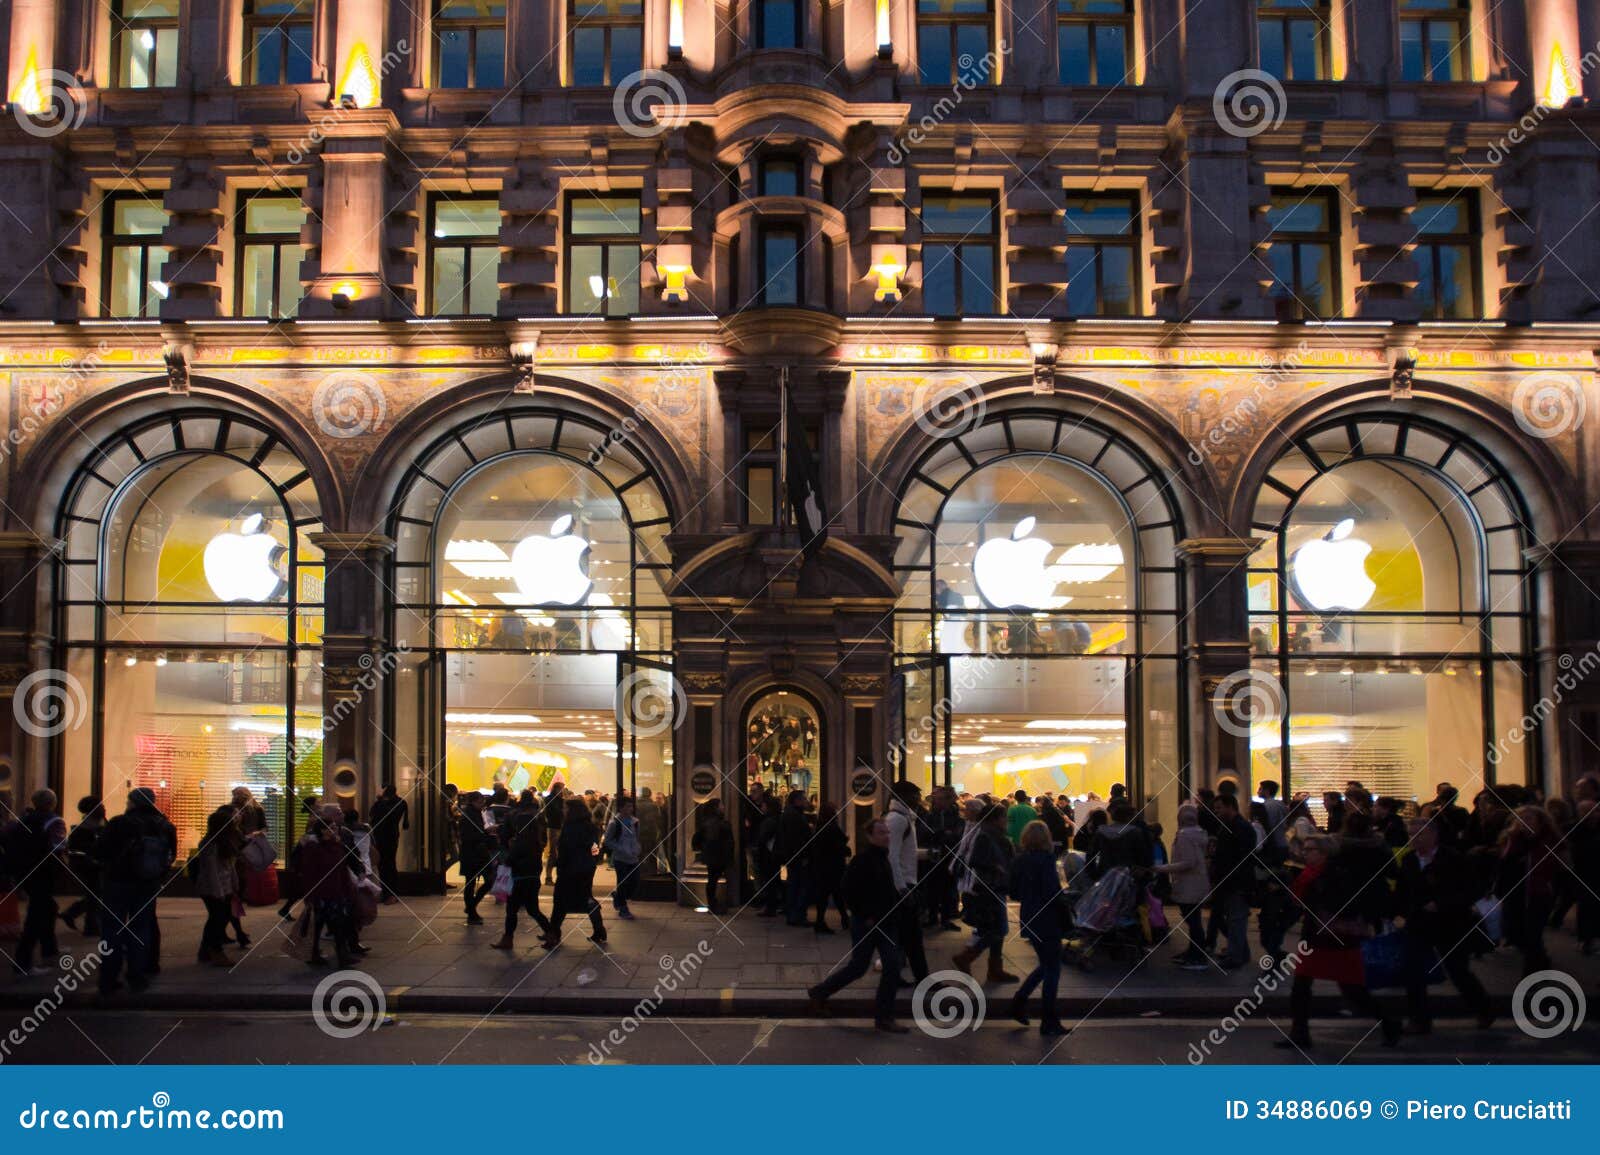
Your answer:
[368,783,409,902]
[93,788,176,994]
[1396,818,1494,1032]
[779,790,813,926]
[805,818,907,1032]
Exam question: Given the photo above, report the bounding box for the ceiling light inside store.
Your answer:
[978,734,1103,745]
[448,713,542,725]
[1022,719,1127,731]
[467,729,586,739]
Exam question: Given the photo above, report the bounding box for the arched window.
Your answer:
[386,404,675,873]
[890,407,1184,815]
[1245,413,1536,811]
[54,411,325,858]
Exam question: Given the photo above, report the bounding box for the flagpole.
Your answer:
[777,366,790,532]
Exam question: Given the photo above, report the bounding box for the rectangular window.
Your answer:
[114,0,180,89]
[1264,193,1339,319]
[759,225,802,306]
[917,0,993,86]
[757,0,803,49]
[238,193,308,318]
[430,196,501,315]
[1064,194,1139,316]
[741,421,818,525]
[1257,0,1330,81]
[1398,0,1469,82]
[433,1,507,88]
[1057,0,1132,86]
[105,195,171,318]
[569,0,644,87]
[759,156,802,198]
[1411,193,1479,318]
[919,193,998,316]
[245,0,316,85]
[566,193,642,316]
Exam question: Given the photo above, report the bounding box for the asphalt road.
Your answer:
[2,1011,1596,1065]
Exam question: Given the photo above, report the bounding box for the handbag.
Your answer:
[1360,930,1444,990]
[491,864,514,903]
[1473,895,1503,944]
[240,833,277,873]
[1144,888,1169,932]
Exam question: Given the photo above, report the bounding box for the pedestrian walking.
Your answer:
[297,807,360,967]
[1007,820,1069,1036]
[543,798,606,947]
[191,804,243,966]
[491,809,552,949]
[1156,802,1210,970]
[695,799,734,914]
[602,796,642,919]
[1395,818,1494,1033]
[458,791,498,925]
[885,780,929,981]
[952,801,1019,984]
[368,783,409,903]
[809,801,849,933]
[60,795,105,937]
[93,788,176,995]
[805,818,908,1033]
[5,789,68,976]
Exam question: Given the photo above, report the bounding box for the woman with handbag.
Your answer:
[491,810,552,950]
[1276,835,1400,1050]
[1006,821,1069,1036]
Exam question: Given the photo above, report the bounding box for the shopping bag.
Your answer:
[1473,896,1503,945]
[1145,889,1169,932]
[244,866,280,907]
[491,864,514,903]
[354,878,381,928]
[280,909,314,962]
[240,833,277,872]
[1361,930,1443,990]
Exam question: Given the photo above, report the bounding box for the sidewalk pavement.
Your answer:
[3,891,1596,1021]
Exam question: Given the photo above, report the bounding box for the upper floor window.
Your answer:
[245,0,316,85]
[114,0,180,89]
[1057,1,1132,86]
[1411,193,1479,318]
[756,0,803,49]
[429,196,501,315]
[1064,194,1138,316]
[104,195,170,318]
[758,223,803,305]
[759,156,803,197]
[1264,192,1338,320]
[566,194,641,316]
[1257,0,1330,81]
[238,193,308,318]
[740,421,818,524]
[433,1,507,89]
[919,193,998,315]
[1398,0,1469,82]
[569,0,644,87]
[917,0,993,86]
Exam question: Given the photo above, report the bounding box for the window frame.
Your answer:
[757,221,805,307]
[755,0,804,50]
[1256,0,1332,82]
[236,190,307,319]
[427,194,502,317]
[1410,192,1481,320]
[918,191,1000,317]
[431,0,508,89]
[916,0,995,86]
[1063,192,1141,317]
[1056,0,1133,86]
[103,193,170,319]
[243,0,316,86]
[1398,0,1470,83]
[1264,190,1341,321]
[567,0,645,88]
[564,191,643,318]
[112,0,181,90]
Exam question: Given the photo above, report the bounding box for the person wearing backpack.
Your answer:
[6,789,68,976]
[602,796,642,920]
[94,788,176,995]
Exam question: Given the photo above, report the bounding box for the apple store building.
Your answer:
[2,359,1584,891]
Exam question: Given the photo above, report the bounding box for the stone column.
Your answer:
[309,532,396,813]
[1177,537,1260,793]
[1526,543,1600,796]
[0,531,60,813]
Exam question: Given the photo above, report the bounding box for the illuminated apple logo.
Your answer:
[203,513,287,602]
[510,515,593,606]
[973,517,1069,610]
[1291,518,1375,611]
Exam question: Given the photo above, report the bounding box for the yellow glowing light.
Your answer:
[9,49,45,116]
[1542,43,1579,108]
[669,0,685,51]
[332,280,361,301]
[659,265,691,302]
[337,43,381,109]
[869,259,904,302]
[875,0,892,51]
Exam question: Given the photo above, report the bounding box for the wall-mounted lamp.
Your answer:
[868,244,906,303]
[332,280,361,310]
[1541,42,1582,109]
[656,244,694,302]
[337,44,381,109]
[876,0,893,58]
[8,49,45,116]
[669,0,686,59]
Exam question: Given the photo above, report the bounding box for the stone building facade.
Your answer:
[2,0,1599,888]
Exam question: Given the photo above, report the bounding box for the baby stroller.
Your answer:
[1063,865,1148,972]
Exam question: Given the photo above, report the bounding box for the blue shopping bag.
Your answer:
[1361,930,1444,990]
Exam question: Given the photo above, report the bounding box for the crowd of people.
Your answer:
[6,768,1598,1045]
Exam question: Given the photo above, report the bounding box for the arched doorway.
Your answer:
[889,406,1186,821]
[743,687,824,805]
[1245,411,1539,810]
[50,408,326,858]
[384,403,676,878]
